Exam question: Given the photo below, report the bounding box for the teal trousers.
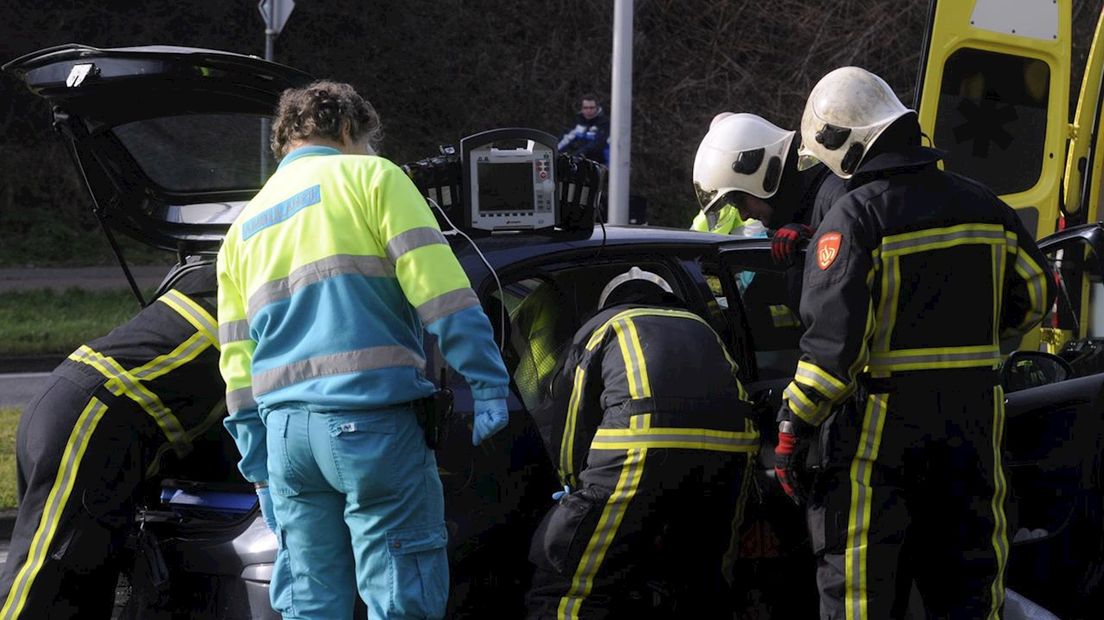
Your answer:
[264,404,448,619]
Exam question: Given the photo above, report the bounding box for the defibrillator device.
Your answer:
[402,128,604,236]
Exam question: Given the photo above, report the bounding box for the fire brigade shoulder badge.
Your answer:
[817,232,842,270]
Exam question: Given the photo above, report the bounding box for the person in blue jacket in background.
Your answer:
[557,93,611,165]
[217,80,510,620]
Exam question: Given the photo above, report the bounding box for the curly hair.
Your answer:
[270,80,383,159]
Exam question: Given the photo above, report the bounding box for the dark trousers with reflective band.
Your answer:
[809,380,1008,620]
[0,370,155,619]
[526,412,753,619]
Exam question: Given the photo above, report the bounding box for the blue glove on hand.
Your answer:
[472,398,509,446]
[256,485,277,533]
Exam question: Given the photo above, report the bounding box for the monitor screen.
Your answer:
[477,162,534,212]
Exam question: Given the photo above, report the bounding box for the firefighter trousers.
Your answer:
[808,376,1008,619]
[526,411,757,619]
[0,367,156,619]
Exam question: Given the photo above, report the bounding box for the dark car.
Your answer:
[6,44,1103,619]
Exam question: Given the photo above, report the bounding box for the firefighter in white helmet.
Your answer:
[692,112,845,263]
[526,266,758,617]
[776,66,1054,618]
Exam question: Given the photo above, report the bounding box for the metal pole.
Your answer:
[260,29,275,182]
[608,0,633,225]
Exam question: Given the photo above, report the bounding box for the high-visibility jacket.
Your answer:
[217,146,509,482]
[782,147,1054,426]
[691,204,744,234]
[532,300,756,488]
[59,263,224,469]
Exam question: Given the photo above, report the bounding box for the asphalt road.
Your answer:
[0,373,49,409]
[0,266,167,293]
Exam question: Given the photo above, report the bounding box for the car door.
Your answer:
[1001,227,1104,617]
[915,0,1073,240]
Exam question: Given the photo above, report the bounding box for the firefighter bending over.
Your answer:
[526,267,759,618]
[0,265,224,619]
[774,66,1054,618]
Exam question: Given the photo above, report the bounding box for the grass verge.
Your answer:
[0,408,18,510]
[0,289,145,356]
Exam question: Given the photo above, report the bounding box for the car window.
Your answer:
[717,250,804,381]
[112,113,276,193]
[487,260,681,412]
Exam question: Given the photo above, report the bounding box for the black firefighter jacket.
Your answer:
[782,147,1055,426]
[531,299,756,488]
[56,262,226,468]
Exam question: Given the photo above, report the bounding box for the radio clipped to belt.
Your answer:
[417,368,454,450]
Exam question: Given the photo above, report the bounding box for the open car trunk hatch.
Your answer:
[3,44,313,255]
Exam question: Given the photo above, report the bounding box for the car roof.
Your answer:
[452,224,749,277]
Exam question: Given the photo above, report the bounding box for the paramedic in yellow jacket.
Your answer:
[217,81,510,620]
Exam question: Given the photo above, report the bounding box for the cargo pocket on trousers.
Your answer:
[387,523,449,618]
[270,528,297,617]
[528,490,604,575]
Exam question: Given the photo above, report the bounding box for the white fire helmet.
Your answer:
[693,112,796,213]
[796,66,914,179]
[598,266,674,309]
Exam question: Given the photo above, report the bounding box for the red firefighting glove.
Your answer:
[771,223,813,264]
[774,410,815,505]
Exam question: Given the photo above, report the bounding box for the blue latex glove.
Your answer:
[256,486,277,533]
[472,398,509,446]
[551,485,572,501]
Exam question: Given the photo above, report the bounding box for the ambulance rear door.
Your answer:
[915,0,1072,239]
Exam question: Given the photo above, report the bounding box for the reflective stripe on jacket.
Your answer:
[783,148,1054,426]
[60,265,224,469]
[691,205,744,234]
[533,303,755,487]
[217,146,508,481]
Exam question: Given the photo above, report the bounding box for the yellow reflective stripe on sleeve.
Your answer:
[68,346,189,454]
[219,319,251,345]
[988,385,1009,619]
[557,445,649,619]
[559,366,589,487]
[794,360,849,401]
[415,288,480,326]
[0,397,108,620]
[783,382,829,426]
[845,392,888,620]
[158,290,219,349]
[129,332,213,382]
[590,426,759,452]
[385,226,448,262]
[1013,248,1047,330]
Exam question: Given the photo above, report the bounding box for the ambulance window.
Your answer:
[933,48,1049,195]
